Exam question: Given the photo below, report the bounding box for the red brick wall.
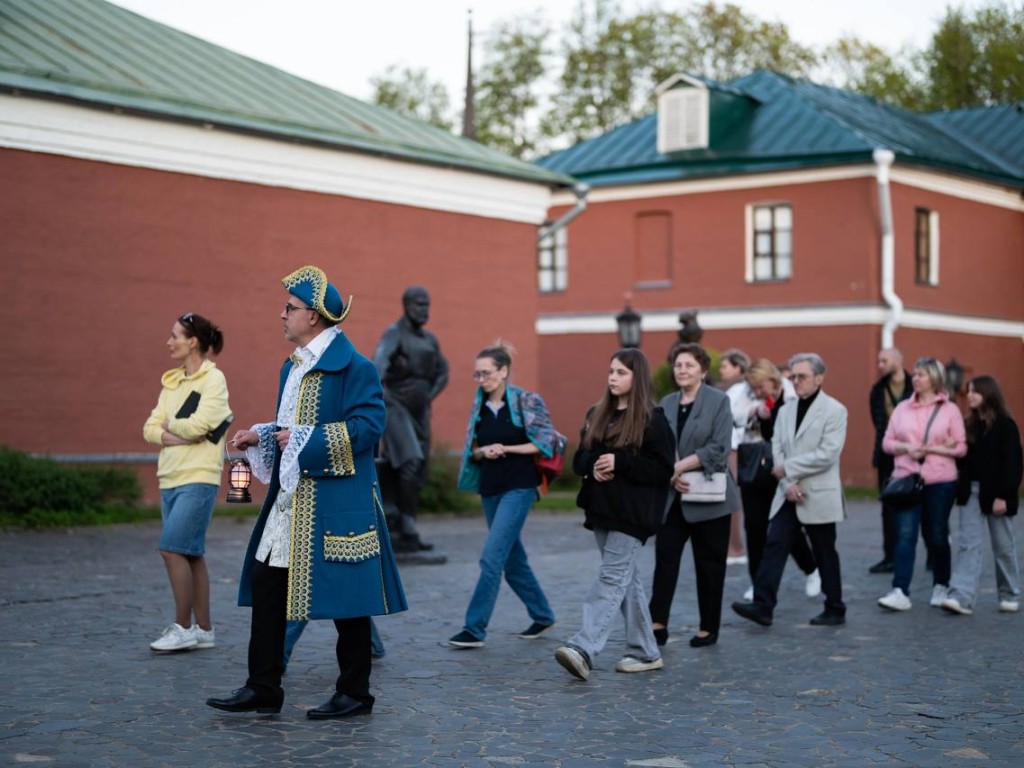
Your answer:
[1,149,541,500]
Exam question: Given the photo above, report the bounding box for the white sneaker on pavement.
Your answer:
[191,625,216,649]
[998,600,1019,613]
[805,569,822,598]
[150,623,198,652]
[930,585,949,607]
[878,588,912,612]
[615,656,664,673]
[941,597,973,616]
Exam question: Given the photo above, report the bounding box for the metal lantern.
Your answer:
[945,357,965,395]
[227,458,253,504]
[616,302,642,349]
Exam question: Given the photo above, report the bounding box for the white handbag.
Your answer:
[679,471,728,503]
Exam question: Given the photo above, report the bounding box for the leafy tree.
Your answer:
[925,1,1024,108]
[541,1,818,145]
[820,36,927,110]
[369,65,453,131]
[474,13,552,158]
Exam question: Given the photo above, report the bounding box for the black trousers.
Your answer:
[649,500,731,633]
[246,558,373,705]
[741,481,817,582]
[876,455,897,562]
[753,502,845,616]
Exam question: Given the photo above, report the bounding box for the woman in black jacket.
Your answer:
[554,349,674,681]
[943,375,1023,615]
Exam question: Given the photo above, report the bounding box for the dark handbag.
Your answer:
[880,473,925,510]
[737,442,774,487]
[879,402,943,511]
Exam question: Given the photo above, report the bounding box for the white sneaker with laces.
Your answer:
[941,597,972,616]
[999,600,1019,613]
[805,569,822,598]
[615,656,664,673]
[191,625,216,649]
[930,584,949,607]
[150,623,198,652]
[878,588,912,611]
[743,586,754,601]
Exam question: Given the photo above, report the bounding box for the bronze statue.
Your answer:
[374,287,449,554]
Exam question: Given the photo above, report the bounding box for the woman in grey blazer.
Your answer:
[649,343,739,648]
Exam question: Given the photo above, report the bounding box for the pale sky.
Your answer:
[111,0,971,105]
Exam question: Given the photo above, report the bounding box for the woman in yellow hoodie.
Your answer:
[143,313,232,652]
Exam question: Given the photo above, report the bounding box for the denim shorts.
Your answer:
[159,483,218,556]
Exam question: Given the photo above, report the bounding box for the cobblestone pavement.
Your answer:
[1,499,1021,767]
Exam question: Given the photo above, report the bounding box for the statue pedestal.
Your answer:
[377,459,448,566]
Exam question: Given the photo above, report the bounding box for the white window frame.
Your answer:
[915,208,940,286]
[744,202,793,283]
[657,85,709,154]
[538,226,568,293]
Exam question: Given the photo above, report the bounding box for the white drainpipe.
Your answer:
[874,149,902,348]
[539,183,589,242]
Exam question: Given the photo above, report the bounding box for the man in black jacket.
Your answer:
[868,348,912,573]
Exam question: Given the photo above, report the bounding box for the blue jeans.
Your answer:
[892,481,956,593]
[462,487,555,640]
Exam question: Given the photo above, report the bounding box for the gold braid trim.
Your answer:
[323,529,380,563]
[286,476,316,621]
[374,486,390,614]
[324,422,356,476]
[295,372,323,425]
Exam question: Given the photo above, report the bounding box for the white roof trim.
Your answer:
[0,94,552,224]
[550,165,1024,212]
[536,304,1024,340]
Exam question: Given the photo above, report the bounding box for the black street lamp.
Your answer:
[945,357,965,395]
[616,302,642,349]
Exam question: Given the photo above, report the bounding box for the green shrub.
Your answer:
[0,447,142,528]
[418,452,475,512]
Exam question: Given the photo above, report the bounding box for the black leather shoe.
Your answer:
[810,611,846,626]
[206,687,282,714]
[731,601,773,627]
[868,559,894,574]
[653,627,669,646]
[306,693,373,720]
[689,631,718,647]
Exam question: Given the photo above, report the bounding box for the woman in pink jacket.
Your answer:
[878,357,966,612]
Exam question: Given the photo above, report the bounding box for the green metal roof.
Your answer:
[925,103,1024,178]
[0,0,573,187]
[536,70,1024,190]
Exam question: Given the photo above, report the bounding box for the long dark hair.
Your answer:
[966,375,1011,440]
[178,312,224,355]
[583,348,655,451]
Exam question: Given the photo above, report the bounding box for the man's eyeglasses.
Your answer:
[791,373,816,381]
[284,302,315,315]
[472,369,497,381]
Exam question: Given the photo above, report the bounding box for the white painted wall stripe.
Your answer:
[550,164,1024,212]
[536,305,1024,340]
[0,95,554,224]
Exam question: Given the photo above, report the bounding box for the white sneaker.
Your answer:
[999,600,1020,613]
[940,597,973,616]
[805,569,822,598]
[743,586,754,601]
[150,623,198,652]
[726,555,748,566]
[930,585,949,607]
[555,645,591,681]
[878,588,912,611]
[615,656,664,673]
[191,625,216,649]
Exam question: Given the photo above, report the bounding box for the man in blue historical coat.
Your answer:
[207,265,407,719]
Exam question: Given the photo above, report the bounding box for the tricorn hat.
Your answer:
[281,266,352,324]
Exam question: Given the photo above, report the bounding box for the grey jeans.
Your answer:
[948,483,1021,608]
[566,528,660,664]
